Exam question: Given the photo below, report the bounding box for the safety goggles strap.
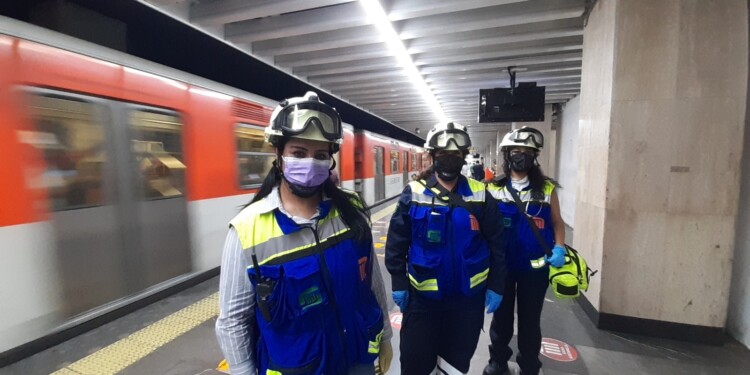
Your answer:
[511,128,543,148]
[430,129,470,148]
[273,101,342,139]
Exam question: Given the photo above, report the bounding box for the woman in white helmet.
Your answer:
[216,92,392,375]
[385,122,507,375]
[483,127,565,375]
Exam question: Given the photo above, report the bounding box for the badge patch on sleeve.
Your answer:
[532,216,545,229]
[358,257,368,281]
[469,214,479,231]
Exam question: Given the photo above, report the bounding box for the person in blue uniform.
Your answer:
[215,92,392,375]
[385,122,507,375]
[483,127,566,375]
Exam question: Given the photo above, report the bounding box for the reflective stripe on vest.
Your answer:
[408,179,486,206]
[487,180,555,204]
[267,371,282,375]
[232,208,350,266]
[530,256,546,269]
[368,329,384,354]
[470,267,490,288]
[409,273,439,291]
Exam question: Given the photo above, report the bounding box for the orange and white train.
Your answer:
[0,17,428,358]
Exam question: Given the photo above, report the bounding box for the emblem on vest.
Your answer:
[299,286,323,311]
[427,230,442,243]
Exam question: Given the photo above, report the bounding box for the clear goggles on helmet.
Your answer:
[272,101,342,141]
[510,128,544,148]
[428,129,472,149]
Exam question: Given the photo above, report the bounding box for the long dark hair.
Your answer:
[416,165,434,181]
[496,149,560,191]
[245,140,372,243]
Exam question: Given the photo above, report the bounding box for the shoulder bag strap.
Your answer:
[506,181,553,257]
[417,179,476,213]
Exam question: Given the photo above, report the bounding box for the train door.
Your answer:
[402,150,409,183]
[118,105,192,289]
[373,146,385,201]
[28,91,128,315]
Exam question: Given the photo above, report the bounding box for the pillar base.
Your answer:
[576,294,727,345]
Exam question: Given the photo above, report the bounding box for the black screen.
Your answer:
[478,83,545,122]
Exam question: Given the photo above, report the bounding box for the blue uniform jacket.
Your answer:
[385,175,507,311]
[489,178,556,272]
[232,198,384,374]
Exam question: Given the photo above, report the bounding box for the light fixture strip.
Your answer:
[359,0,448,123]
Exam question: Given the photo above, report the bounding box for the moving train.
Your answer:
[0,17,428,358]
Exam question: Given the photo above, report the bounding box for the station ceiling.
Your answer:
[145,0,586,146]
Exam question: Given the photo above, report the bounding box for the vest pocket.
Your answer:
[282,256,328,318]
[460,248,490,296]
[499,203,518,228]
[353,304,384,363]
[258,257,326,373]
[265,347,322,375]
[407,250,442,299]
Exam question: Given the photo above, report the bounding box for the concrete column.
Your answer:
[556,95,580,227]
[575,0,748,342]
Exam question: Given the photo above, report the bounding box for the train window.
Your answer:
[411,152,418,171]
[130,110,186,200]
[390,150,399,173]
[236,124,275,189]
[27,94,107,211]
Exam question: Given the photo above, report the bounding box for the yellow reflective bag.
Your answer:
[548,245,596,299]
[505,183,597,299]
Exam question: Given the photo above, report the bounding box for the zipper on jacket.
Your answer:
[307,224,350,365]
[447,206,457,294]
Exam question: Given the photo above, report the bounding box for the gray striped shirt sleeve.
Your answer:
[215,227,256,375]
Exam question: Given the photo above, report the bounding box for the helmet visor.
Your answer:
[429,130,471,149]
[510,128,544,148]
[274,102,342,141]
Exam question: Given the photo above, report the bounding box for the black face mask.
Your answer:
[509,152,536,172]
[433,154,465,181]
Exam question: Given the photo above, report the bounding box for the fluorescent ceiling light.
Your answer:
[359,0,448,123]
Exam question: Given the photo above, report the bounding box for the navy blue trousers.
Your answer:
[487,268,549,375]
[400,308,484,374]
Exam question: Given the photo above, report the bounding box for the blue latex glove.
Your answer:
[546,244,567,267]
[392,291,409,312]
[485,290,503,314]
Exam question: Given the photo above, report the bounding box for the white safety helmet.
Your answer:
[424,122,471,152]
[499,127,544,151]
[265,91,343,152]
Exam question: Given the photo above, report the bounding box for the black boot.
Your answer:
[482,360,510,375]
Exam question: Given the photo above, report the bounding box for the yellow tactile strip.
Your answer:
[371,204,395,256]
[51,293,219,375]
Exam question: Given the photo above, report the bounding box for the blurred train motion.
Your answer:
[0,19,427,354]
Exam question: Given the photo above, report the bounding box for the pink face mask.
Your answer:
[282,156,331,187]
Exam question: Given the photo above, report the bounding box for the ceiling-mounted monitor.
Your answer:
[478,82,545,123]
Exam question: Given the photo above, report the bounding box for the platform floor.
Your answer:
[3,203,750,375]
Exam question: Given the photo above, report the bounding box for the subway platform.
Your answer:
[2,204,750,375]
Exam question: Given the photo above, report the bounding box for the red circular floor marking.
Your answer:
[389,312,402,330]
[540,338,578,362]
